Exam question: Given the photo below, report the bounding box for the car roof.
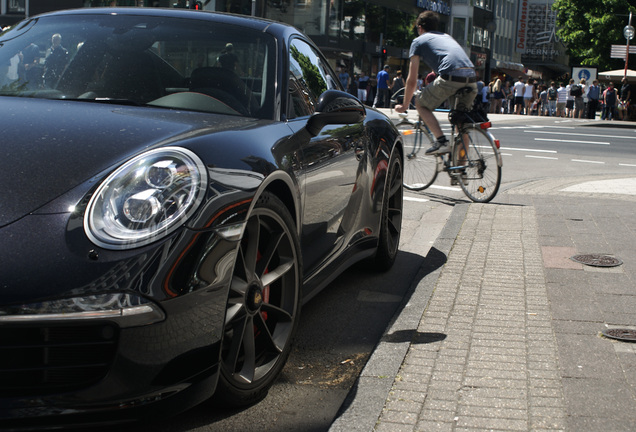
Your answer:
[37,7,300,39]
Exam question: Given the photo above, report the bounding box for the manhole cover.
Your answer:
[602,328,636,342]
[570,254,623,267]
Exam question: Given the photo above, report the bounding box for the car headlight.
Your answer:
[85,147,207,250]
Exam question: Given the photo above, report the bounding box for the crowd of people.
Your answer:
[475,75,633,121]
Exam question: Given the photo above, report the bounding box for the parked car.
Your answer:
[0,7,403,428]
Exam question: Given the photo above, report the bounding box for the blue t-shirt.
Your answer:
[409,31,474,76]
[587,85,600,100]
[377,69,389,89]
[338,72,350,90]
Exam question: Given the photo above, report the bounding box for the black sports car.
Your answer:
[0,7,403,428]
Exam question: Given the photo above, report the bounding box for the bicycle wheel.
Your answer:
[397,121,439,191]
[453,126,502,203]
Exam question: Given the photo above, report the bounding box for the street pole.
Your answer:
[624,12,634,79]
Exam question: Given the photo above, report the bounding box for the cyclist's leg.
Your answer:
[398,120,439,191]
[455,126,502,203]
[413,78,452,154]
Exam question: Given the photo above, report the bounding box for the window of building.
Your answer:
[342,0,366,41]
[472,0,492,11]
[8,0,26,13]
[452,17,466,47]
[472,26,483,47]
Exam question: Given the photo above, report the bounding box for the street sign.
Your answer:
[611,44,636,58]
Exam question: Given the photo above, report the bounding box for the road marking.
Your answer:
[526,155,558,160]
[619,163,636,167]
[526,130,635,140]
[404,196,430,203]
[430,184,461,191]
[572,159,605,164]
[500,146,557,153]
[534,138,610,145]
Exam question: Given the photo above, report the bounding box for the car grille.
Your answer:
[0,324,119,396]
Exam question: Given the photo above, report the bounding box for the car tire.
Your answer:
[371,149,403,272]
[215,191,302,407]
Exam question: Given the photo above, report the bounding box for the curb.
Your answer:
[329,203,470,432]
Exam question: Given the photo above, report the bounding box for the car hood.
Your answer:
[0,97,259,227]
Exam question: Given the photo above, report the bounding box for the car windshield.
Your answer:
[0,13,276,118]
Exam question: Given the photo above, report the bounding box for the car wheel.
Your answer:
[371,149,403,271]
[216,192,302,406]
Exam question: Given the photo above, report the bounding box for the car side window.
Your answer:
[287,38,338,119]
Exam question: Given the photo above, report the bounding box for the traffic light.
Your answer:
[190,1,203,9]
[382,47,386,56]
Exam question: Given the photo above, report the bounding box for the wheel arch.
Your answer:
[252,170,300,234]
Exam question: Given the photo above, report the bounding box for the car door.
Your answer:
[284,37,367,284]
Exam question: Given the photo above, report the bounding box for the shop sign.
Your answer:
[416,0,451,16]
[516,0,563,60]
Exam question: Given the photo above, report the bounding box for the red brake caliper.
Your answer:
[257,250,270,323]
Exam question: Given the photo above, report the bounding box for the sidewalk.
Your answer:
[330,154,636,429]
[374,106,636,128]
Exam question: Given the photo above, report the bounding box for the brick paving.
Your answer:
[375,205,565,432]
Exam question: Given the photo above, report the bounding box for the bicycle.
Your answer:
[393,87,502,203]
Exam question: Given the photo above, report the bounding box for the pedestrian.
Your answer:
[513,77,525,114]
[373,65,390,108]
[394,11,477,156]
[601,82,617,120]
[556,82,568,117]
[538,85,548,116]
[348,73,358,96]
[502,80,511,114]
[479,79,490,113]
[547,81,558,116]
[416,73,423,91]
[338,65,350,91]
[367,73,377,106]
[391,70,405,105]
[572,78,586,118]
[586,79,600,119]
[618,76,631,120]
[357,70,370,104]
[42,33,68,88]
[425,71,436,85]
[565,78,575,118]
[524,78,536,115]
[490,78,503,114]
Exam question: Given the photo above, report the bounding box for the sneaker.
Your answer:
[425,139,450,155]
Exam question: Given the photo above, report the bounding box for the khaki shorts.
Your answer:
[417,76,477,112]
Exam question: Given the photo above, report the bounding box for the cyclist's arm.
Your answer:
[395,55,419,113]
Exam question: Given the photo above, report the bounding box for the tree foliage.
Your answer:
[553,0,635,71]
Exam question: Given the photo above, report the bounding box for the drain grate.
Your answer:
[602,328,636,342]
[570,254,623,267]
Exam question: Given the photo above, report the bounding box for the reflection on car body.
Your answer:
[0,7,403,428]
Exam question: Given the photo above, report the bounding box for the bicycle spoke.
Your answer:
[456,127,501,203]
[398,120,438,191]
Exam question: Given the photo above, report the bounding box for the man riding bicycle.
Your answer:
[395,11,477,155]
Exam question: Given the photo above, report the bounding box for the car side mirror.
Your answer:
[306,90,366,137]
